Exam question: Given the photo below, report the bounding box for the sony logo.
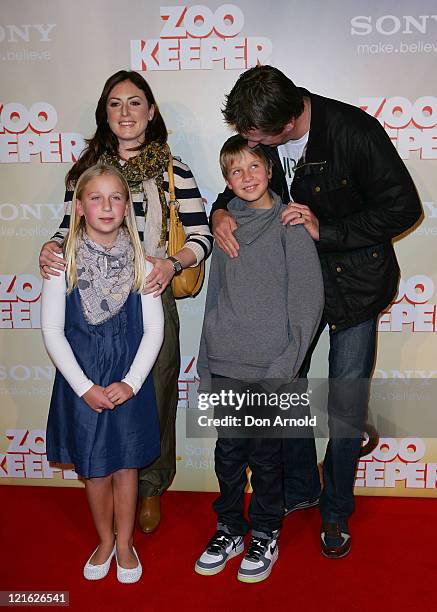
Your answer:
[0,24,56,43]
[0,365,55,381]
[351,15,437,36]
[374,370,437,379]
[423,202,437,219]
[0,203,64,221]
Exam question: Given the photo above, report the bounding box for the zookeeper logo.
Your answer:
[356,437,437,489]
[130,4,272,71]
[0,429,77,480]
[359,96,437,160]
[379,275,437,333]
[0,102,85,163]
[0,274,41,329]
[177,355,199,408]
[351,14,437,56]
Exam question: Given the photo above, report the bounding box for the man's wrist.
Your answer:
[212,208,228,218]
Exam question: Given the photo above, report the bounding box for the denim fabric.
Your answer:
[214,436,284,534]
[46,290,160,479]
[283,317,377,521]
[212,377,284,534]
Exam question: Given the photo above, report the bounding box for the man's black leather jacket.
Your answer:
[211,90,422,331]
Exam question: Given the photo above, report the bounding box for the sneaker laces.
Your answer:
[324,523,342,538]
[245,537,268,561]
[206,531,240,554]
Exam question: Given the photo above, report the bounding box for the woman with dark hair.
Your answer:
[39,69,212,536]
[64,70,168,185]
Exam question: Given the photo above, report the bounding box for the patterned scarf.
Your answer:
[76,227,135,325]
[101,142,170,257]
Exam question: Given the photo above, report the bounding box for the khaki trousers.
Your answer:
[138,286,180,497]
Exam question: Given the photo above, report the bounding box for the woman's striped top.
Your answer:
[52,157,213,264]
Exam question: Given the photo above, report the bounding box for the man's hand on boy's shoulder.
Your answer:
[212,209,239,258]
[281,202,320,241]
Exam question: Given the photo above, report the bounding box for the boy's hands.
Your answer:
[39,240,67,279]
[104,382,134,406]
[82,385,115,413]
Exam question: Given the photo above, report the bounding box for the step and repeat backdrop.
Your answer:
[1,0,436,497]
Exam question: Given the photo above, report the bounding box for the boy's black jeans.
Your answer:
[211,376,284,535]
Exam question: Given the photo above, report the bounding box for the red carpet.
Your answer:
[0,486,433,611]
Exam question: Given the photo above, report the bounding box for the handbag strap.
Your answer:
[167,154,176,204]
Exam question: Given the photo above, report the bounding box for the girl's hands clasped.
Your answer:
[82,385,115,413]
[105,382,134,406]
[82,382,134,412]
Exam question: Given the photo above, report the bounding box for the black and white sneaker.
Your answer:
[195,525,244,576]
[237,530,279,583]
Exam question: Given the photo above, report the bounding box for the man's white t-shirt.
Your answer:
[277,131,309,200]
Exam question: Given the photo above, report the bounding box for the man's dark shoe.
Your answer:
[320,522,351,558]
[284,496,319,517]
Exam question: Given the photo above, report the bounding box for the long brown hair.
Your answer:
[66,70,167,187]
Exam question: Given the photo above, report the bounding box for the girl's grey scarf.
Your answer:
[76,228,135,325]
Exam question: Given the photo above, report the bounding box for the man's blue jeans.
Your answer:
[283,317,377,523]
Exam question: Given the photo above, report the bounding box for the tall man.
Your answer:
[211,65,422,558]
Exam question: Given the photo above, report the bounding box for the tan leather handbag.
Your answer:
[167,155,205,298]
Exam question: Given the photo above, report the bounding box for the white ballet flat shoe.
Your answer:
[116,547,142,584]
[83,545,115,581]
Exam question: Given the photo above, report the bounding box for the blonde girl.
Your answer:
[42,164,164,584]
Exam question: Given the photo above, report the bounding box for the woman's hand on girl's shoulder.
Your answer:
[39,241,67,279]
[82,384,115,413]
[143,256,174,296]
[104,382,134,406]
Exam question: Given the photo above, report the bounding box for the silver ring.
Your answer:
[299,212,303,218]
[157,281,162,287]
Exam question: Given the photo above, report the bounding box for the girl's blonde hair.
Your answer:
[64,164,146,293]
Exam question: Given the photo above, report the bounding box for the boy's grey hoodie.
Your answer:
[197,191,324,389]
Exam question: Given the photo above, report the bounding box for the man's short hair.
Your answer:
[222,65,304,135]
[219,134,271,179]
